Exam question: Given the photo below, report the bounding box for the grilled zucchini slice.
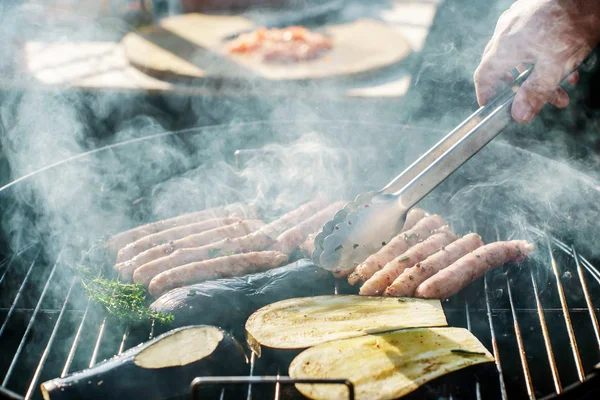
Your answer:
[246,295,447,353]
[289,327,494,400]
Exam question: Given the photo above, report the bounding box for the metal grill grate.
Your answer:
[1,228,600,400]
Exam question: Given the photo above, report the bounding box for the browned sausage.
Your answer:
[130,201,322,286]
[116,217,242,264]
[271,202,345,255]
[359,226,457,296]
[415,240,535,299]
[106,203,257,253]
[261,199,327,238]
[385,233,484,297]
[117,220,265,281]
[147,251,289,296]
[347,214,447,285]
[132,232,275,287]
[332,208,428,278]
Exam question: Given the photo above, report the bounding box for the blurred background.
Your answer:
[1,0,599,187]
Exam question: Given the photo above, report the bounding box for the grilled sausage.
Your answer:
[271,202,345,255]
[117,220,265,281]
[261,199,327,238]
[106,203,257,253]
[148,251,289,296]
[332,208,428,278]
[347,214,447,285]
[415,240,535,299]
[385,233,484,297]
[402,208,429,231]
[132,232,275,287]
[359,226,457,296]
[300,233,318,256]
[116,217,242,264]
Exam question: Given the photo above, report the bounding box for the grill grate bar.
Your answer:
[506,275,535,399]
[24,277,77,400]
[149,319,155,340]
[89,317,107,368]
[61,300,90,377]
[545,237,585,382]
[580,257,600,285]
[0,242,38,287]
[118,326,130,355]
[464,300,483,399]
[464,300,472,331]
[274,370,281,400]
[572,246,600,350]
[530,269,562,393]
[0,260,12,287]
[0,308,84,314]
[2,253,62,387]
[546,237,600,284]
[484,275,508,400]
[0,259,37,340]
[246,352,257,400]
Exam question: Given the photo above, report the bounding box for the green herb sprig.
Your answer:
[78,265,173,325]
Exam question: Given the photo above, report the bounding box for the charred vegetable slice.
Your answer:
[289,327,494,400]
[40,325,246,400]
[246,295,446,351]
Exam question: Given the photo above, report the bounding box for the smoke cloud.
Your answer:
[0,1,599,299]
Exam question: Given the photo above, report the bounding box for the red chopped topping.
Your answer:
[227,26,333,63]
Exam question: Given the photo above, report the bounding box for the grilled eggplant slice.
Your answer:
[246,296,447,353]
[289,327,494,400]
[150,260,335,335]
[40,325,247,400]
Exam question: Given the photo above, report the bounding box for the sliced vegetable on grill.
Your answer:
[289,327,494,400]
[40,325,247,400]
[150,260,335,334]
[245,295,446,354]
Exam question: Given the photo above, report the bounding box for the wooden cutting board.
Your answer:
[122,13,412,82]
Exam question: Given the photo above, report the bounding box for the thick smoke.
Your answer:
[0,0,600,299]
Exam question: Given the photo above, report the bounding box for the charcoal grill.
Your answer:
[1,121,600,400]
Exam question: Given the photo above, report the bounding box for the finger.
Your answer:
[474,45,524,106]
[511,63,564,123]
[482,39,494,58]
[567,70,579,85]
[548,87,570,109]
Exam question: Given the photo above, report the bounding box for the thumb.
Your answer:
[511,63,564,123]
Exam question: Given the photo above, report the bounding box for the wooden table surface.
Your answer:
[18,0,442,99]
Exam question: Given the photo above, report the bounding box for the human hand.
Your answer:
[473,0,600,123]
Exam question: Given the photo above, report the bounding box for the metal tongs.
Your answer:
[312,57,596,272]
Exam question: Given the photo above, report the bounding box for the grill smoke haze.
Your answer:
[0,1,600,304]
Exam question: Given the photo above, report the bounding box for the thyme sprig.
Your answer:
[78,265,173,325]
